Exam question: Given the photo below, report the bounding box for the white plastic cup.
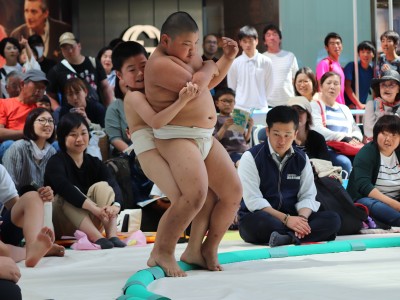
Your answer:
[43,202,54,232]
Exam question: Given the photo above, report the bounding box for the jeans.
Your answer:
[0,140,14,163]
[239,210,341,244]
[356,197,400,226]
[328,148,353,176]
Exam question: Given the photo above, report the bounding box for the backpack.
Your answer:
[315,176,367,235]
[104,155,135,209]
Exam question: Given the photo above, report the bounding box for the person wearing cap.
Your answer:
[46,32,113,110]
[237,105,340,247]
[0,69,48,161]
[363,69,400,143]
[27,34,56,74]
[10,0,71,61]
[288,96,330,161]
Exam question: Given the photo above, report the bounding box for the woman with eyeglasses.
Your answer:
[347,115,400,227]
[44,113,125,249]
[363,69,400,143]
[310,71,363,175]
[2,107,56,192]
[293,67,318,101]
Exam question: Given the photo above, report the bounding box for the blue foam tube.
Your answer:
[118,237,400,300]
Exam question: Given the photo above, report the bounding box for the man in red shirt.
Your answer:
[0,69,48,160]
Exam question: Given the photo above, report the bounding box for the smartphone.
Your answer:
[31,181,41,191]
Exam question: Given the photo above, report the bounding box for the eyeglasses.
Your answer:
[205,40,217,45]
[296,79,311,85]
[219,99,234,104]
[380,82,398,89]
[35,118,54,126]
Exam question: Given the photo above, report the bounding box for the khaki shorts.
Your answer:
[153,125,214,160]
[127,127,156,156]
[52,182,114,239]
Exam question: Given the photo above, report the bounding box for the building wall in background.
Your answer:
[280,0,373,70]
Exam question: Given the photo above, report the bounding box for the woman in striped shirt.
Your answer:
[310,71,363,174]
[347,115,400,227]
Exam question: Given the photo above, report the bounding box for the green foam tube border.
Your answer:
[118,237,400,300]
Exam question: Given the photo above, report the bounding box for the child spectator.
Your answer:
[213,87,254,163]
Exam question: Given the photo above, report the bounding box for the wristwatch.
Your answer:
[112,202,121,208]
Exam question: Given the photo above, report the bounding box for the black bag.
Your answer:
[315,176,367,235]
[104,155,135,209]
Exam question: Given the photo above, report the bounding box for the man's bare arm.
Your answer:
[0,125,23,141]
[100,79,114,107]
[125,84,198,129]
[209,37,239,89]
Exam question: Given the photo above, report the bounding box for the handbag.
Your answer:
[326,141,363,156]
[316,100,363,156]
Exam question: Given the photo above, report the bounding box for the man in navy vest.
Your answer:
[237,106,340,246]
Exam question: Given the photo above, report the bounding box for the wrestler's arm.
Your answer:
[124,84,199,129]
[209,37,239,89]
[153,54,218,93]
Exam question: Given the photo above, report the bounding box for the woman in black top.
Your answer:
[288,96,331,161]
[44,113,125,249]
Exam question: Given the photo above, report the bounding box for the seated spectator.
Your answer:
[293,67,318,101]
[377,30,400,76]
[344,41,375,109]
[37,95,52,111]
[5,71,22,98]
[213,87,253,164]
[363,69,400,143]
[27,35,56,75]
[0,69,48,161]
[97,46,115,88]
[347,115,400,227]
[311,71,363,174]
[237,106,340,246]
[0,164,64,267]
[288,96,330,161]
[58,77,106,128]
[105,76,130,156]
[18,37,41,72]
[0,252,22,300]
[44,113,125,249]
[3,108,56,192]
[0,37,22,98]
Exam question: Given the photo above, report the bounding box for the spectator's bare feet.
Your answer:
[147,249,186,277]
[45,244,65,257]
[180,248,207,269]
[25,227,53,267]
[201,243,223,271]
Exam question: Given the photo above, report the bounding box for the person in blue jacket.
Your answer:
[237,105,341,246]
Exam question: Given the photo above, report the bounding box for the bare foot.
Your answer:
[180,248,207,269]
[25,227,53,267]
[201,244,223,271]
[45,244,65,257]
[147,250,187,277]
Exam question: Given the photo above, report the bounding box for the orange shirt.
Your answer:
[0,97,37,130]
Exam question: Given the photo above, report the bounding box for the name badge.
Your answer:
[287,174,300,180]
